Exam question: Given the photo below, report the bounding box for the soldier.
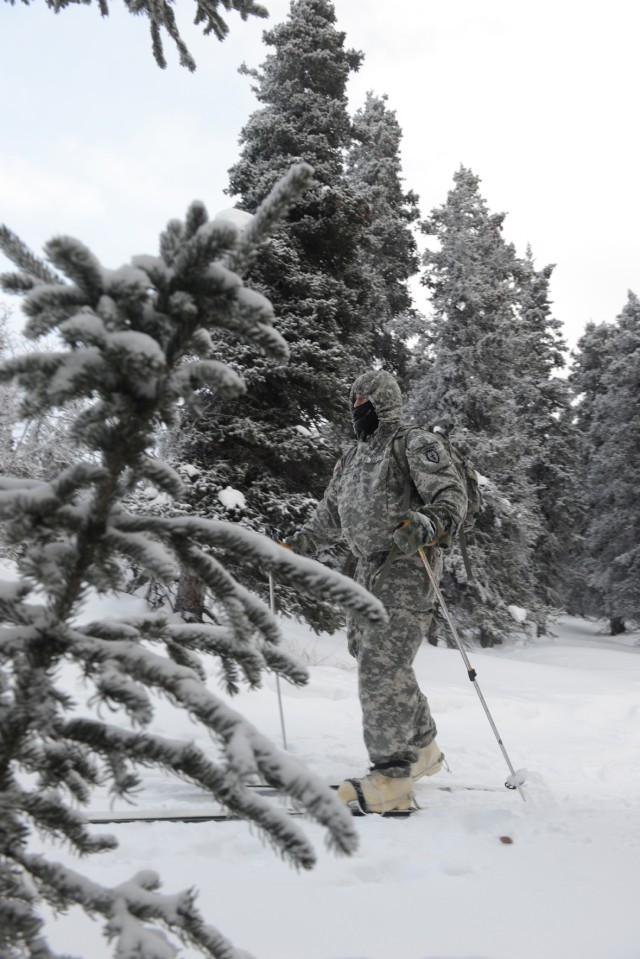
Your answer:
[286,369,468,814]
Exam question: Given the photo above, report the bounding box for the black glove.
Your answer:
[282,530,316,557]
[392,511,437,555]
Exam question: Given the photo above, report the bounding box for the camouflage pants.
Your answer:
[347,610,438,780]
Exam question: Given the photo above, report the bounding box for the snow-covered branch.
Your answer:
[7,0,269,74]
[0,167,381,957]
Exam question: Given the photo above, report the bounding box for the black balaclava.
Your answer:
[350,369,403,441]
[352,400,379,440]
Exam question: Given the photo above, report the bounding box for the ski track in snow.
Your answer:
[34,611,640,959]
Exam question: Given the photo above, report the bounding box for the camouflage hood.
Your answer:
[350,369,403,426]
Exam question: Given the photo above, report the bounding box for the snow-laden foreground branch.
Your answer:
[0,165,386,959]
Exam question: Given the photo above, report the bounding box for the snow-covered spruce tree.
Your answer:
[0,166,386,959]
[512,251,582,633]
[570,294,640,631]
[407,166,540,646]
[346,91,421,378]
[172,0,373,630]
[5,0,268,71]
[566,319,615,619]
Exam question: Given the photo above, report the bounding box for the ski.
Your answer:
[86,804,410,824]
[86,781,501,825]
[87,808,306,825]
[346,805,413,819]
[243,783,414,816]
[245,782,502,796]
[435,784,504,793]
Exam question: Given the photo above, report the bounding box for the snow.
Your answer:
[217,485,247,510]
[139,486,172,508]
[179,463,200,479]
[506,604,527,623]
[28,605,640,959]
[235,285,274,320]
[215,208,255,232]
[106,331,166,369]
[48,347,103,395]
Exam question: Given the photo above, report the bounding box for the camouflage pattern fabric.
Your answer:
[348,607,437,770]
[299,370,468,777]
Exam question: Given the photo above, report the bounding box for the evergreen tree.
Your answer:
[567,319,616,618]
[5,0,268,71]
[571,294,640,630]
[173,0,372,630]
[408,166,540,646]
[0,167,386,958]
[346,91,421,378]
[513,252,581,632]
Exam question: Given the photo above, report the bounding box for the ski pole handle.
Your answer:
[397,516,438,549]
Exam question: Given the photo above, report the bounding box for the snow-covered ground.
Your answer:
[35,604,640,959]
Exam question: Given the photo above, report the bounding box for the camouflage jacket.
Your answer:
[300,371,468,611]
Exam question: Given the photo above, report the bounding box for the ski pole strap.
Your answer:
[371,538,435,599]
[371,544,402,597]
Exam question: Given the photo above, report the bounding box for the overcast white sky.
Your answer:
[1,0,638,349]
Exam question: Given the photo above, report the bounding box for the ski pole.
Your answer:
[417,545,526,802]
[268,569,288,752]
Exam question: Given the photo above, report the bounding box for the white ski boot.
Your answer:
[411,741,445,782]
[336,771,413,814]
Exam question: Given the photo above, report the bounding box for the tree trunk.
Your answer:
[175,569,204,623]
[479,627,493,648]
[479,627,502,648]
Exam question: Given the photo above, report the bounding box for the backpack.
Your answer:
[391,419,484,580]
